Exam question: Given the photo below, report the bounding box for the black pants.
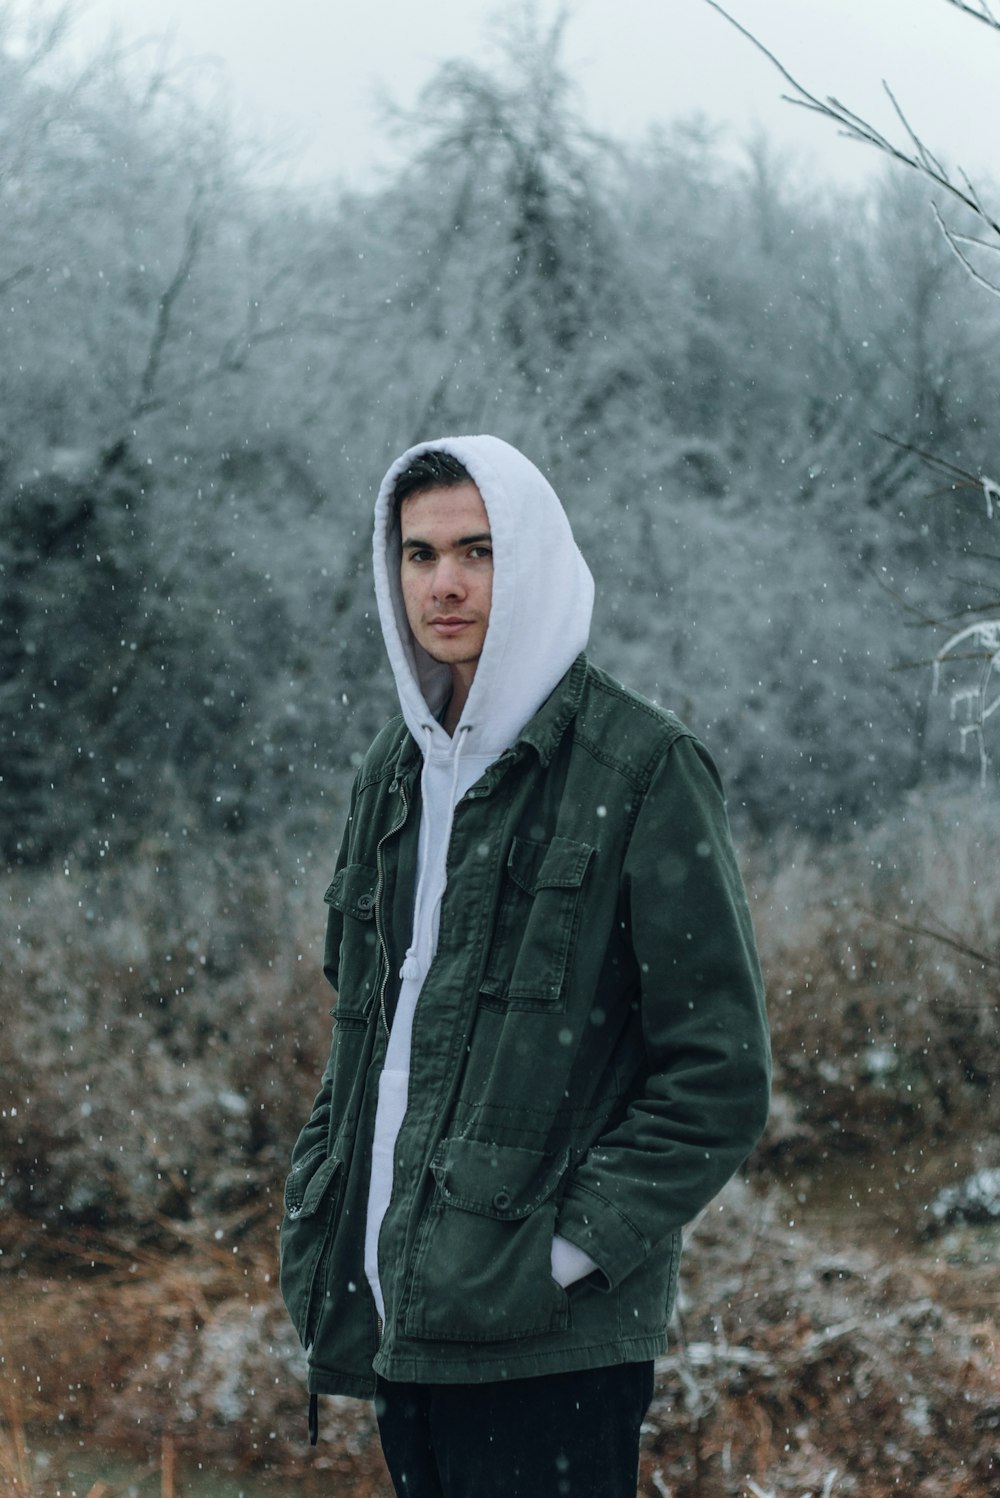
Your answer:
[374,1362,654,1498]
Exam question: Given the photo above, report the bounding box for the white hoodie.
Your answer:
[363,434,598,1320]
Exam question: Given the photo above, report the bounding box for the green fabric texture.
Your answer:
[279,656,771,1398]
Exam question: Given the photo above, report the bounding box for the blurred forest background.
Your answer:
[2,2,999,1495]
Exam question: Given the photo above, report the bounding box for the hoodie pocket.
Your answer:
[402,1138,570,1343]
[481,836,594,1010]
[324,863,380,1023]
[279,1145,345,1347]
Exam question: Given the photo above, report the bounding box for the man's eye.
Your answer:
[469,546,493,560]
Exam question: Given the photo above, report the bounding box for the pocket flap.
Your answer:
[507,836,594,896]
[429,1138,568,1220]
[284,1147,342,1220]
[324,864,377,919]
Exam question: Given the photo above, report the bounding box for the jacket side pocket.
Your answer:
[279,1145,344,1348]
[402,1138,570,1344]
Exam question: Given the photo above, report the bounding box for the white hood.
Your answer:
[373,433,594,757]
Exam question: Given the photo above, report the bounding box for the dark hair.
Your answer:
[391,450,472,523]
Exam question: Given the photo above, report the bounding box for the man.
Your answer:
[280,435,770,1498]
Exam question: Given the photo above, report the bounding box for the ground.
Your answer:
[2,1158,998,1497]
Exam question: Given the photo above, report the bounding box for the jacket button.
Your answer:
[357,893,374,912]
[492,1190,512,1212]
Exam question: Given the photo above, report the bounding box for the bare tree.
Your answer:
[702,0,1000,297]
[703,0,1000,781]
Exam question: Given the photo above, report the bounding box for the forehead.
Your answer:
[400,481,489,538]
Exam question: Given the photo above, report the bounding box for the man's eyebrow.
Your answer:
[402,531,492,549]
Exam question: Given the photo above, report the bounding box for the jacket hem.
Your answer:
[371,1331,667,1386]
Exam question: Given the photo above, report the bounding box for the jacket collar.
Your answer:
[388,653,586,787]
[513,654,587,766]
[392,730,422,785]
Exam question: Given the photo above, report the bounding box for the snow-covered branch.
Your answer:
[930,479,1000,784]
[933,619,1000,784]
[702,0,1000,294]
[705,0,1000,787]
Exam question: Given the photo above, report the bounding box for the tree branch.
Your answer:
[858,906,1000,971]
[932,203,1000,299]
[7,2,80,79]
[131,190,206,419]
[0,266,33,298]
[944,0,1000,31]
[129,314,343,420]
[701,1,1000,254]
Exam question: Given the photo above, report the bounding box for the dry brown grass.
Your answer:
[745,784,1000,1171]
[5,1181,995,1496]
[0,1208,391,1494]
[643,1176,1000,1496]
[0,1388,32,1496]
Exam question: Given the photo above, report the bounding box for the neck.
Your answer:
[442,663,476,735]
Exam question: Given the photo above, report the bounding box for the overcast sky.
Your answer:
[65,0,997,192]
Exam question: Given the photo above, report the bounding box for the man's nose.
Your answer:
[433,558,465,600]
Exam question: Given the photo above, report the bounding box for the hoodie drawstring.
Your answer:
[399,723,471,985]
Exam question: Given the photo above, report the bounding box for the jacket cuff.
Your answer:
[556,1184,649,1291]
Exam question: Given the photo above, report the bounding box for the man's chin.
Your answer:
[417,631,484,668]
[424,646,482,668]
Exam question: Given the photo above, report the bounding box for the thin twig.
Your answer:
[884,81,947,179]
[131,187,206,420]
[857,905,1000,971]
[933,204,1000,299]
[944,0,1000,32]
[948,230,1000,255]
[0,265,33,297]
[701,0,1000,239]
[870,432,978,487]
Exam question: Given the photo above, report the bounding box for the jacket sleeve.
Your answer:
[286,780,357,1175]
[555,732,771,1289]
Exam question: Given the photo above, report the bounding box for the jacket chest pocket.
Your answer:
[481,836,594,1011]
[324,863,381,1024]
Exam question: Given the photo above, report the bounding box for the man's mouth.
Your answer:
[429,617,473,636]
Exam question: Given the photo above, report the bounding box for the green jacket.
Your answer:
[280,656,770,1399]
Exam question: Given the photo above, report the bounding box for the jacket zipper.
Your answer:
[374,775,409,1031]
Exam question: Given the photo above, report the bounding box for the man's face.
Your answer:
[399,481,493,674]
